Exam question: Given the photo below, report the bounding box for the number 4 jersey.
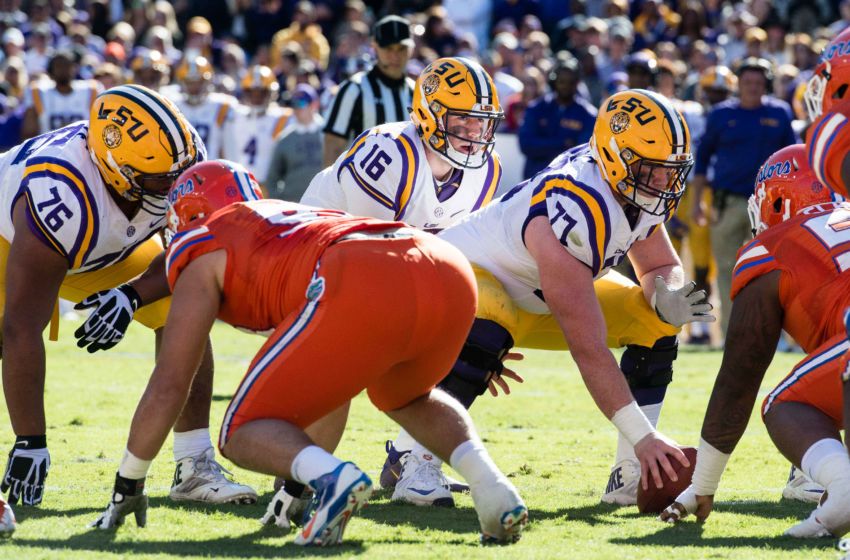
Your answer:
[0,122,192,273]
[301,121,502,231]
[731,201,850,352]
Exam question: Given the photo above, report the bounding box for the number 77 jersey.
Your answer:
[731,201,850,352]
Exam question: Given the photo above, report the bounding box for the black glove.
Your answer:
[89,473,148,529]
[2,436,50,506]
[74,284,142,353]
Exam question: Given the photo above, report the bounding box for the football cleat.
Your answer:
[170,447,258,504]
[783,465,825,504]
[601,458,640,506]
[785,482,850,538]
[261,486,313,532]
[471,478,528,545]
[0,499,15,538]
[381,441,469,493]
[294,462,372,547]
[391,452,454,507]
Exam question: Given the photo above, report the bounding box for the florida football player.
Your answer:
[0,85,256,508]
[222,65,292,186]
[170,56,236,159]
[298,57,506,509]
[20,50,102,139]
[89,160,528,547]
[660,144,850,538]
[437,89,715,506]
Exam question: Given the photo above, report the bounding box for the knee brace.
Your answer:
[438,319,514,409]
[620,336,678,404]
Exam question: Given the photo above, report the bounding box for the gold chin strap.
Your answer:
[49,299,59,342]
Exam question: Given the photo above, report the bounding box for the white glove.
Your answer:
[2,438,50,506]
[659,484,698,522]
[89,474,147,529]
[651,276,716,327]
[74,284,142,353]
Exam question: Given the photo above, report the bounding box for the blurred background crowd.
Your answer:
[0,0,845,346]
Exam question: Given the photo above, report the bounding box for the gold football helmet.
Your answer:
[88,84,198,215]
[590,89,693,216]
[410,57,503,169]
[240,65,278,112]
[129,48,170,91]
[175,55,213,104]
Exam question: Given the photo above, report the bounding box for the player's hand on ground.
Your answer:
[74,285,141,353]
[652,277,715,328]
[89,474,147,530]
[634,432,690,491]
[488,352,525,396]
[659,485,714,523]
[2,439,50,506]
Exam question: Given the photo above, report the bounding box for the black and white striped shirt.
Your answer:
[323,65,415,140]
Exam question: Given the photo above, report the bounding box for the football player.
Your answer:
[20,50,102,139]
[0,85,256,508]
[222,65,292,186]
[660,144,850,538]
[170,56,236,159]
[89,160,528,546]
[129,49,170,92]
[299,57,506,509]
[436,88,714,506]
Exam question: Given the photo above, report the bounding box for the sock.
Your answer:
[449,440,501,488]
[801,438,850,489]
[172,428,214,462]
[290,445,342,486]
[394,429,416,452]
[411,442,443,468]
[615,402,662,465]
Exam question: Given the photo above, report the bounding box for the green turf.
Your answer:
[0,320,844,559]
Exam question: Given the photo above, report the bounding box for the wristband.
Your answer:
[113,472,146,496]
[117,284,143,311]
[691,437,731,496]
[118,448,152,481]
[15,435,47,449]
[611,401,655,446]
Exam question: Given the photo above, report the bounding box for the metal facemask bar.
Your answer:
[437,108,503,169]
[620,152,694,216]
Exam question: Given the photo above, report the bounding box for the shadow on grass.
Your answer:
[610,522,836,551]
[11,527,367,557]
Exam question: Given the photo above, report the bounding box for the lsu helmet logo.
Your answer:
[610,112,630,134]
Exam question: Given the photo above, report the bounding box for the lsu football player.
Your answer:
[0,85,256,508]
[437,88,715,506]
[296,57,505,511]
[222,65,292,186]
[90,160,528,546]
[660,144,850,539]
[129,49,170,92]
[21,50,102,139]
[170,56,236,159]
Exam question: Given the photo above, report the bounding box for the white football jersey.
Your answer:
[301,121,503,231]
[439,145,669,314]
[0,121,206,274]
[172,91,236,159]
[223,105,292,184]
[23,79,102,134]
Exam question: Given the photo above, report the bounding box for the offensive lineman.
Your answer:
[660,145,850,538]
[89,159,528,546]
[0,85,255,510]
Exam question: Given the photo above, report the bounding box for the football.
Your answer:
[636,446,698,514]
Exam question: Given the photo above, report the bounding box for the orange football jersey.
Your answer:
[731,202,850,352]
[808,97,850,198]
[165,199,403,332]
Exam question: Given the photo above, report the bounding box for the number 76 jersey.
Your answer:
[731,201,850,352]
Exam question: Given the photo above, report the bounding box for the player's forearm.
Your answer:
[127,251,170,303]
[699,363,765,454]
[2,324,47,434]
[126,369,193,460]
[323,134,348,167]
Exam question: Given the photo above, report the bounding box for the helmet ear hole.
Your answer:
[836,84,848,100]
[773,196,784,212]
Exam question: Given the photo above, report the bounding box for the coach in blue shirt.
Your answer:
[690,57,797,338]
[518,54,597,179]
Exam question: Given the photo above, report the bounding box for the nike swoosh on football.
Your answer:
[409,488,435,496]
[209,487,220,492]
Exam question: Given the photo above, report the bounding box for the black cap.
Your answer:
[373,15,413,48]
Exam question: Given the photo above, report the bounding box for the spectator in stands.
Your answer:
[266,84,324,202]
[480,50,523,110]
[444,0,491,51]
[518,53,596,179]
[504,66,546,132]
[625,50,657,90]
[690,58,797,339]
[270,1,330,71]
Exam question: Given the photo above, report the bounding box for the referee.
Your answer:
[322,15,415,166]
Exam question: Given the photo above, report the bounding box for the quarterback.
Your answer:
[660,145,850,539]
[437,88,715,504]
[89,160,528,547]
[299,57,506,509]
[0,85,255,509]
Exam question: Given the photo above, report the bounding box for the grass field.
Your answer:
[0,318,844,559]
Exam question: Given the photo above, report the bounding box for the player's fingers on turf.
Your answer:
[488,380,499,397]
[504,351,524,362]
[495,375,512,395]
[501,368,524,384]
